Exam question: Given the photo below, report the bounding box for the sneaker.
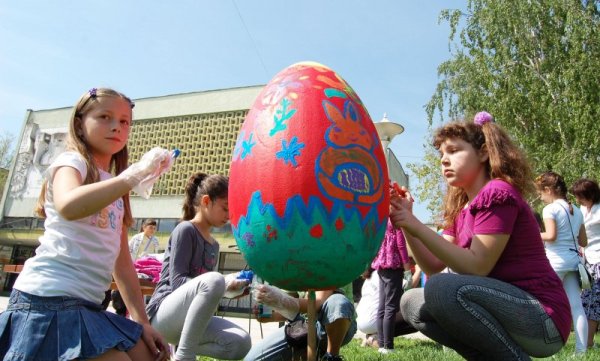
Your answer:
[321,352,344,361]
[378,348,396,355]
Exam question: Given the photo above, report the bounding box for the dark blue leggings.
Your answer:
[377,268,405,349]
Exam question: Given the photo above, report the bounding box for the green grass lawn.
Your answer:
[197,332,600,360]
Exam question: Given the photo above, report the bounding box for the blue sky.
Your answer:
[0,0,465,222]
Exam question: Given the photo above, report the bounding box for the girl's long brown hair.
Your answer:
[35,88,135,227]
[434,119,534,229]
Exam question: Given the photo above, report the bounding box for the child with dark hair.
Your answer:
[146,172,251,361]
[129,218,160,260]
[571,178,600,348]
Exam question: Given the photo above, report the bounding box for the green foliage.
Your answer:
[0,131,13,170]
[0,131,14,197]
[412,0,600,214]
[406,144,445,225]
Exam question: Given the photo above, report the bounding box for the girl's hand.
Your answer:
[390,183,413,206]
[141,323,170,361]
[223,272,251,298]
[119,147,172,187]
[390,182,407,198]
[389,193,419,234]
[253,284,300,321]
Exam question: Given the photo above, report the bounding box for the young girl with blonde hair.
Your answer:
[0,87,172,360]
[391,112,571,360]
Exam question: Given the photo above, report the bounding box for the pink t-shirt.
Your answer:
[372,219,410,270]
[444,179,571,343]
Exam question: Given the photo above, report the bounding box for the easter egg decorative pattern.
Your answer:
[229,61,389,290]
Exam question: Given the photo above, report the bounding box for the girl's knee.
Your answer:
[195,272,226,295]
[232,333,252,359]
[220,331,252,360]
[400,288,424,323]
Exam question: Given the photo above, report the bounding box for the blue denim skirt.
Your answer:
[0,289,142,361]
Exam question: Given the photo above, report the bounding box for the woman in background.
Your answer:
[571,178,600,349]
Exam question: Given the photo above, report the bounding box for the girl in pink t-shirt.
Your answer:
[390,112,570,360]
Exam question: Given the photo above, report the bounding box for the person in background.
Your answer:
[370,219,412,354]
[356,267,416,349]
[570,178,600,349]
[146,172,251,361]
[129,218,160,260]
[536,171,588,354]
[0,87,171,360]
[393,112,571,360]
[245,284,356,361]
[109,218,161,318]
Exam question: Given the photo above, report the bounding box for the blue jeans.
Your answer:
[0,290,141,361]
[244,293,356,361]
[400,274,564,361]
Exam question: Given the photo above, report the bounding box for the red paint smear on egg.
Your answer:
[335,218,344,231]
[310,224,323,238]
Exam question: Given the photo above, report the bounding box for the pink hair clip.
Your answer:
[474,111,494,126]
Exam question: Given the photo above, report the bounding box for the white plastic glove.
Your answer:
[223,272,250,299]
[403,270,413,291]
[253,284,299,321]
[119,147,174,199]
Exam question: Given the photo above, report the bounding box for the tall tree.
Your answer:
[411,0,600,217]
[0,131,14,169]
[0,131,15,196]
[407,144,446,225]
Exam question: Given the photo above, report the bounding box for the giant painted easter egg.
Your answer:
[229,61,389,290]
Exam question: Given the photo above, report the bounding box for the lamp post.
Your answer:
[374,113,404,165]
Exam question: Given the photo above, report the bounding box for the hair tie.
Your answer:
[474,111,494,126]
[89,88,97,98]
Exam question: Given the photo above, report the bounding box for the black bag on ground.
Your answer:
[284,318,308,349]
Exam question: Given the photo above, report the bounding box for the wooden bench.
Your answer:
[3,264,24,274]
[2,264,155,295]
[110,278,156,296]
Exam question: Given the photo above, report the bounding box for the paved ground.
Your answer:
[0,295,427,345]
